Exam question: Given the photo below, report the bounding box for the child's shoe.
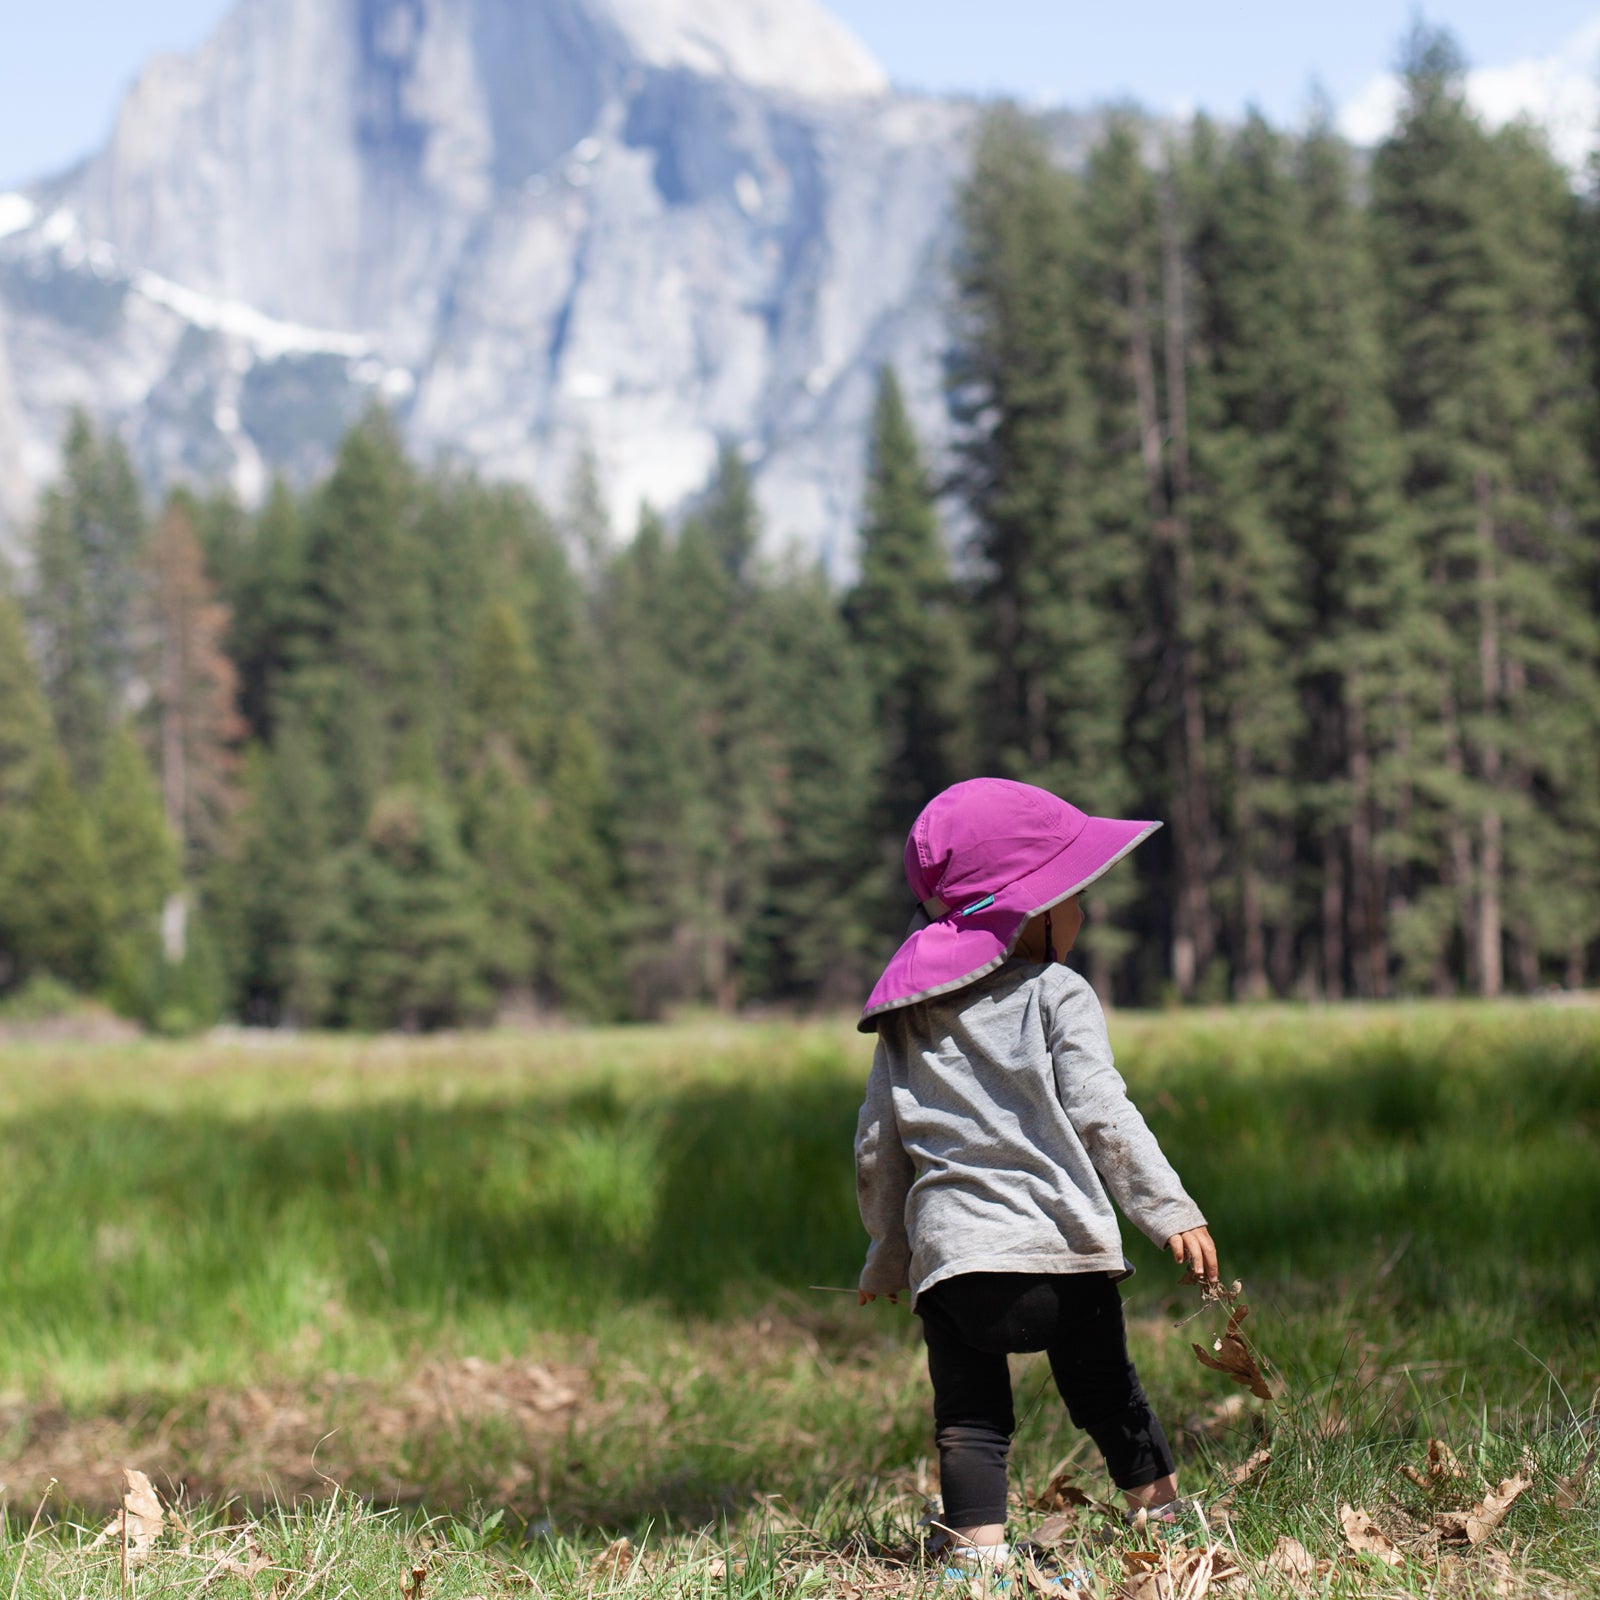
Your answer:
[1123,1498,1205,1538]
[929,1536,1011,1592]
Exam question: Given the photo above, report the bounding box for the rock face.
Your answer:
[0,0,975,568]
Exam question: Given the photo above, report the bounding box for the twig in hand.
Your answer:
[1173,1277,1243,1329]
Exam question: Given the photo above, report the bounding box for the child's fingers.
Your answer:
[858,1289,874,1306]
[1196,1230,1219,1284]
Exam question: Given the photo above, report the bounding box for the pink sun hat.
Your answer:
[859,778,1161,1031]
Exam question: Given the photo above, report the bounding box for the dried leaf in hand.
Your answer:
[1553,1442,1596,1512]
[1339,1504,1404,1568]
[1435,1475,1530,1546]
[1227,1449,1271,1488]
[588,1538,635,1582]
[1191,1304,1272,1401]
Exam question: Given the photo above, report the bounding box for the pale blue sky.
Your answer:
[3,1,1598,189]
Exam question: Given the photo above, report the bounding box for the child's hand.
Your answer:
[1167,1226,1218,1284]
[858,1289,900,1306]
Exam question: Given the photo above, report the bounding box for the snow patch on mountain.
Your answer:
[0,195,36,243]
[600,0,886,98]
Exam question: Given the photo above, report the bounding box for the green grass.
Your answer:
[1,1002,1597,1594]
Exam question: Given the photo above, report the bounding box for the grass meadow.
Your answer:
[0,1002,1597,1597]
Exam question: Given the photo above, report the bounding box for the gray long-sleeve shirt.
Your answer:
[855,960,1206,1299]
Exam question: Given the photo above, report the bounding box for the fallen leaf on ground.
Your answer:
[588,1538,635,1582]
[1261,1536,1318,1592]
[1434,1475,1529,1546]
[1552,1442,1595,1512]
[1033,1467,1095,1511]
[1026,1513,1075,1548]
[1401,1437,1466,1491]
[1116,1543,1236,1599]
[1226,1449,1271,1488]
[203,1534,272,1586]
[90,1468,166,1565]
[1191,1305,1272,1401]
[401,1562,427,1600]
[1339,1504,1404,1568]
[1480,1548,1520,1597]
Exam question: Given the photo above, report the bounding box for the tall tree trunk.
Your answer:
[1474,471,1503,998]
[1162,201,1214,991]
[1441,681,1476,995]
[1321,827,1346,1000]
[1345,684,1378,998]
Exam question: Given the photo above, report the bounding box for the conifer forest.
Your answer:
[3,34,1599,1030]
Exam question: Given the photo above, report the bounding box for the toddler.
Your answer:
[854,778,1216,1573]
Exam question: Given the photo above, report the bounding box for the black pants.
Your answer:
[916,1271,1176,1527]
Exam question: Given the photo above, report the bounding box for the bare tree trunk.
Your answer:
[1321,828,1345,1000]
[1085,893,1113,1006]
[1441,681,1477,995]
[1474,472,1503,998]
[1346,685,1377,998]
[1162,197,1213,998]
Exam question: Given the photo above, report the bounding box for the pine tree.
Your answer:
[600,507,719,1014]
[225,477,308,741]
[331,785,494,1031]
[952,108,1156,997]
[1372,26,1600,992]
[149,495,245,873]
[754,565,885,1000]
[1288,111,1422,1000]
[457,600,551,1000]
[0,747,110,989]
[211,711,340,1026]
[0,588,66,991]
[27,413,144,788]
[1179,115,1311,997]
[0,587,55,814]
[539,713,621,1018]
[94,724,182,1004]
[299,409,436,836]
[845,366,972,903]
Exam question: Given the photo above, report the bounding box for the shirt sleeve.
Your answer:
[1045,974,1207,1249]
[854,1041,915,1294]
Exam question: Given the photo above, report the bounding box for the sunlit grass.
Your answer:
[0,1002,1596,1592]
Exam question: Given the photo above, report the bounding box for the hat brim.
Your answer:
[858,816,1161,1031]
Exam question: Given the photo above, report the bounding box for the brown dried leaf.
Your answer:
[1027,1513,1075,1549]
[1339,1504,1404,1568]
[1032,1466,1095,1512]
[1262,1536,1317,1592]
[588,1538,635,1583]
[204,1535,272,1587]
[1190,1305,1272,1402]
[401,1563,428,1600]
[1434,1474,1530,1546]
[89,1469,166,1565]
[1116,1545,1230,1600]
[1226,1449,1271,1488]
[1401,1438,1466,1493]
[1552,1442,1595,1512]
